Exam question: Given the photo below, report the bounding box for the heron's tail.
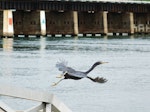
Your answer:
[87,76,107,83]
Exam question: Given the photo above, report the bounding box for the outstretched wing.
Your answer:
[56,61,67,72]
[56,61,87,78]
[56,61,76,73]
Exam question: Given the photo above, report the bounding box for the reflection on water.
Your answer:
[3,38,13,52]
[40,37,46,51]
[0,36,150,112]
[1,38,14,77]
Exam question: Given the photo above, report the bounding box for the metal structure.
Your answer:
[0,0,150,12]
[0,0,150,37]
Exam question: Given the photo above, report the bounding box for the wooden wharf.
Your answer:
[0,84,72,112]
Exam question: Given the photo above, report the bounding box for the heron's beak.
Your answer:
[101,62,109,64]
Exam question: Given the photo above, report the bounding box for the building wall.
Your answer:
[78,11,104,34]
[13,11,41,35]
[46,11,75,35]
[1,10,150,37]
[108,12,132,33]
[134,13,150,33]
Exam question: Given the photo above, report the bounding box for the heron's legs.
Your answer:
[52,78,64,86]
[56,74,64,78]
[56,71,67,78]
[52,71,67,86]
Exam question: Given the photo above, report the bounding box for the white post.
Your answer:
[73,11,79,36]
[40,10,46,36]
[103,11,108,35]
[129,12,134,34]
[3,10,14,37]
[46,104,52,112]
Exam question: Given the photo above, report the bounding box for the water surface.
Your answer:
[0,36,150,112]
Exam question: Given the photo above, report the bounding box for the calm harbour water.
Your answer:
[0,36,150,112]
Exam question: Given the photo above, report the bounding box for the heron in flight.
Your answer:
[52,61,108,86]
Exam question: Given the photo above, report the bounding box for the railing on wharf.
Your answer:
[0,84,72,112]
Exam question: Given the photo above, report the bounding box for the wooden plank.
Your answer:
[0,108,6,112]
[51,105,60,112]
[0,100,16,112]
[0,84,53,103]
[51,95,71,112]
[24,103,45,112]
